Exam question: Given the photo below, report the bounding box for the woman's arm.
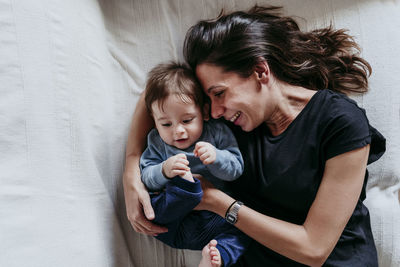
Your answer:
[123,92,167,235]
[199,145,370,266]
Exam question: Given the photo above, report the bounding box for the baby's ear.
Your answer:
[202,103,210,121]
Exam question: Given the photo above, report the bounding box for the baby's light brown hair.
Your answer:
[145,62,204,115]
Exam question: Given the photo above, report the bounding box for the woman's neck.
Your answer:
[265,83,317,136]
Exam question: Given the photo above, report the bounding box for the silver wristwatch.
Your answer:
[225,201,243,224]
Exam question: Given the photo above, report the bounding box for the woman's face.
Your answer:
[196,63,267,132]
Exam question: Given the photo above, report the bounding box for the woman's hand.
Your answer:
[193,175,234,215]
[123,92,167,235]
[123,173,168,236]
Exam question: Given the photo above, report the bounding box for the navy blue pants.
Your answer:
[150,177,250,267]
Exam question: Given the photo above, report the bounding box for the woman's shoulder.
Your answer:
[313,89,368,130]
[312,89,367,121]
[317,89,386,163]
[317,89,360,108]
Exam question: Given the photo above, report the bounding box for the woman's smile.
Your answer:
[229,111,241,123]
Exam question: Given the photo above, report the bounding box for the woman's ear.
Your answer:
[254,60,270,83]
[202,102,210,121]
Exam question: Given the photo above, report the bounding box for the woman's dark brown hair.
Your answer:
[183,5,371,95]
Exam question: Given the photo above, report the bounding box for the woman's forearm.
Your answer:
[207,147,369,266]
[207,191,323,266]
[235,206,317,265]
[124,92,154,182]
[123,92,168,234]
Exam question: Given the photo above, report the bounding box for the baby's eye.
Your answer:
[183,118,194,124]
[161,123,172,127]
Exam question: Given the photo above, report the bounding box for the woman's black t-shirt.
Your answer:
[226,89,386,266]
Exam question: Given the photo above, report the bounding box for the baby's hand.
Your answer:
[194,141,216,165]
[162,153,190,178]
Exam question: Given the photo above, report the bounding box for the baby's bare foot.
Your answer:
[199,240,221,267]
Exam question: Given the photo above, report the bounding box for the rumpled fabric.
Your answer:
[0,0,399,266]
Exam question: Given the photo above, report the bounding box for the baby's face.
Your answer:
[152,94,203,150]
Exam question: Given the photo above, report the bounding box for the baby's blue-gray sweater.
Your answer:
[140,120,244,191]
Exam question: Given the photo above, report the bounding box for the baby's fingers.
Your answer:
[194,142,206,156]
[175,153,187,160]
[176,157,189,167]
[172,162,190,171]
[171,170,188,177]
[194,147,208,159]
[202,157,213,165]
[199,152,210,162]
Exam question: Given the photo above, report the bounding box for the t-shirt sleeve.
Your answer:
[366,125,386,164]
[322,101,371,161]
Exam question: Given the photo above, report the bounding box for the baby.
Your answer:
[140,62,250,267]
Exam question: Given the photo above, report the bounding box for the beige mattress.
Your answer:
[0,0,399,266]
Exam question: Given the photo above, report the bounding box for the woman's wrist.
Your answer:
[207,189,235,217]
[123,155,144,190]
[123,172,139,187]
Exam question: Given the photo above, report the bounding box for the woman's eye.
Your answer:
[183,118,194,124]
[161,123,171,127]
[214,91,224,98]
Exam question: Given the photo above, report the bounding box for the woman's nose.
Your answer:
[211,102,224,119]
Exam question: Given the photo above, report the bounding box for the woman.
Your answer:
[123,6,385,266]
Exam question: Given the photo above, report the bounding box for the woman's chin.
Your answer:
[240,123,252,132]
[240,120,259,132]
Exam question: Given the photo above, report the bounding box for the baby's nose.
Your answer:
[175,124,185,135]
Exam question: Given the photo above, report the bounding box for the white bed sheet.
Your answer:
[0,0,399,266]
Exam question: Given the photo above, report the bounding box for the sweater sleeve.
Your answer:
[140,129,169,191]
[206,121,244,181]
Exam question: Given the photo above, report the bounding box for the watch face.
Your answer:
[226,214,236,224]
